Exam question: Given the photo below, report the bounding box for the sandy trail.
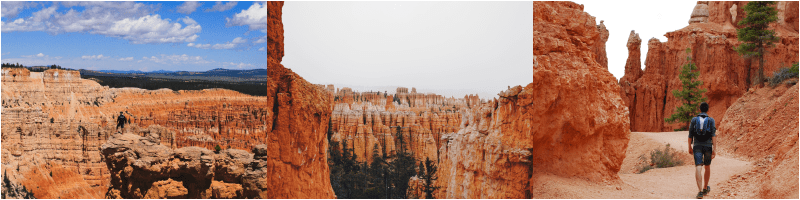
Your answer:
[535,131,754,198]
[619,132,752,199]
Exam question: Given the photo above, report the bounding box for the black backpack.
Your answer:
[692,114,713,142]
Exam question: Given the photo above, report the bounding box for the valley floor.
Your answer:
[532,132,755,199]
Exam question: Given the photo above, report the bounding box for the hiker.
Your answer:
[688,102,716,199]
[116,112,127,131]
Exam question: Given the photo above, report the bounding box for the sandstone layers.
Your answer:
[266,1,336,198]
[716,82,798,198]
[620,1,799,132]
[430,2,631,198]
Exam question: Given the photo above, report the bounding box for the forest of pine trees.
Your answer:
[328,125,439,199]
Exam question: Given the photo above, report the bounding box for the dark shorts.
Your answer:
[693,145,713,165]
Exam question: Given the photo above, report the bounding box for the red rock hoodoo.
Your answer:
[329,87,466,163]
[620,1,799,132]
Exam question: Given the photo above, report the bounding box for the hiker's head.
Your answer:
[120,112,123,114]
[699,102,709,112]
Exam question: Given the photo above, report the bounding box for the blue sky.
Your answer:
[1,1,268,72]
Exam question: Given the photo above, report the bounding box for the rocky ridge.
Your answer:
[620,1,799,131]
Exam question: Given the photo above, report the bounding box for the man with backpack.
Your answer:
[116,111,127,132]
[688,102,716,199]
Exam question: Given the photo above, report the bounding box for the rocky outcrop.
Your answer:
[101,133,264,198]
[432,2,630,198]
[716,82,798,198]
[266,1,336,198]
[622,1,799,132]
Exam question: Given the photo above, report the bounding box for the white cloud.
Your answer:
[177,1,202,14]
[81,54,104,60]
[1,1,36,18]
[258,47,266,52]
[223,62,255,69]
[205,1,238,12]
[2,2,201,44]
[94,15,201,44]
[253,35,267,44]
[142,54,212,65]
[226,2,267,31]
[36,53,44,57]
[187,37,247,50]
[119,57,134,61]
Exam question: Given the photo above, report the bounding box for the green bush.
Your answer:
[636,144,684,173]
[769,62,799,86]
[214,145,221,152]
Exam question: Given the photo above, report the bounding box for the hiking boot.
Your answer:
[702,186,711,195]
[696,191,704,199]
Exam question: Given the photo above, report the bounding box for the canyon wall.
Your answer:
[266,1,336,198]
[716,82,798,198]
[431,2,631,198]
[620,1,799,132]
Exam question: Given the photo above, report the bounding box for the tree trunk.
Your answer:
[758,54,765,85]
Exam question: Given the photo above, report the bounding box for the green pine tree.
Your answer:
[665,48,708,130]
[735,1,779,85]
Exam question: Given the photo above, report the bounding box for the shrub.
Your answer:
[768,62,799,86]
[214,145,221,153]
[636,144,684,173]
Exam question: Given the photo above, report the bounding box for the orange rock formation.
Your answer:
[716,82,798,198]
[431,2,631,198]
[266,1,336,198]
[620,1,799,132]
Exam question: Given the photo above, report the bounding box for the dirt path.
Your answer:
[532,132,755,198]
[618,132,753,199]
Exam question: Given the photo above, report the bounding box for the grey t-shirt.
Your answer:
[688,113,716,147]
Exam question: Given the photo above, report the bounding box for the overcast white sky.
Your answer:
[281,2,532,99]
[280,1,701,99]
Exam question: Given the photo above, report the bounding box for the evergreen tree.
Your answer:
[367,144,388,199]
[420,157,440,199]
[735,1,779,85]
[391,127,416,199]
[665,48,707,130]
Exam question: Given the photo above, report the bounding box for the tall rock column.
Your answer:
[618,30,643,128]
[266,1,336,198]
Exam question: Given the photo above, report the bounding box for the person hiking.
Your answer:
[116,112,127,132]
[688,102,716,199]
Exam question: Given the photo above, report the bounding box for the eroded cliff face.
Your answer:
[266,1,336,198]
[329,87,465,163]
[716,82,798,198]
[622,1,799,132]
[432,2,630,198]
